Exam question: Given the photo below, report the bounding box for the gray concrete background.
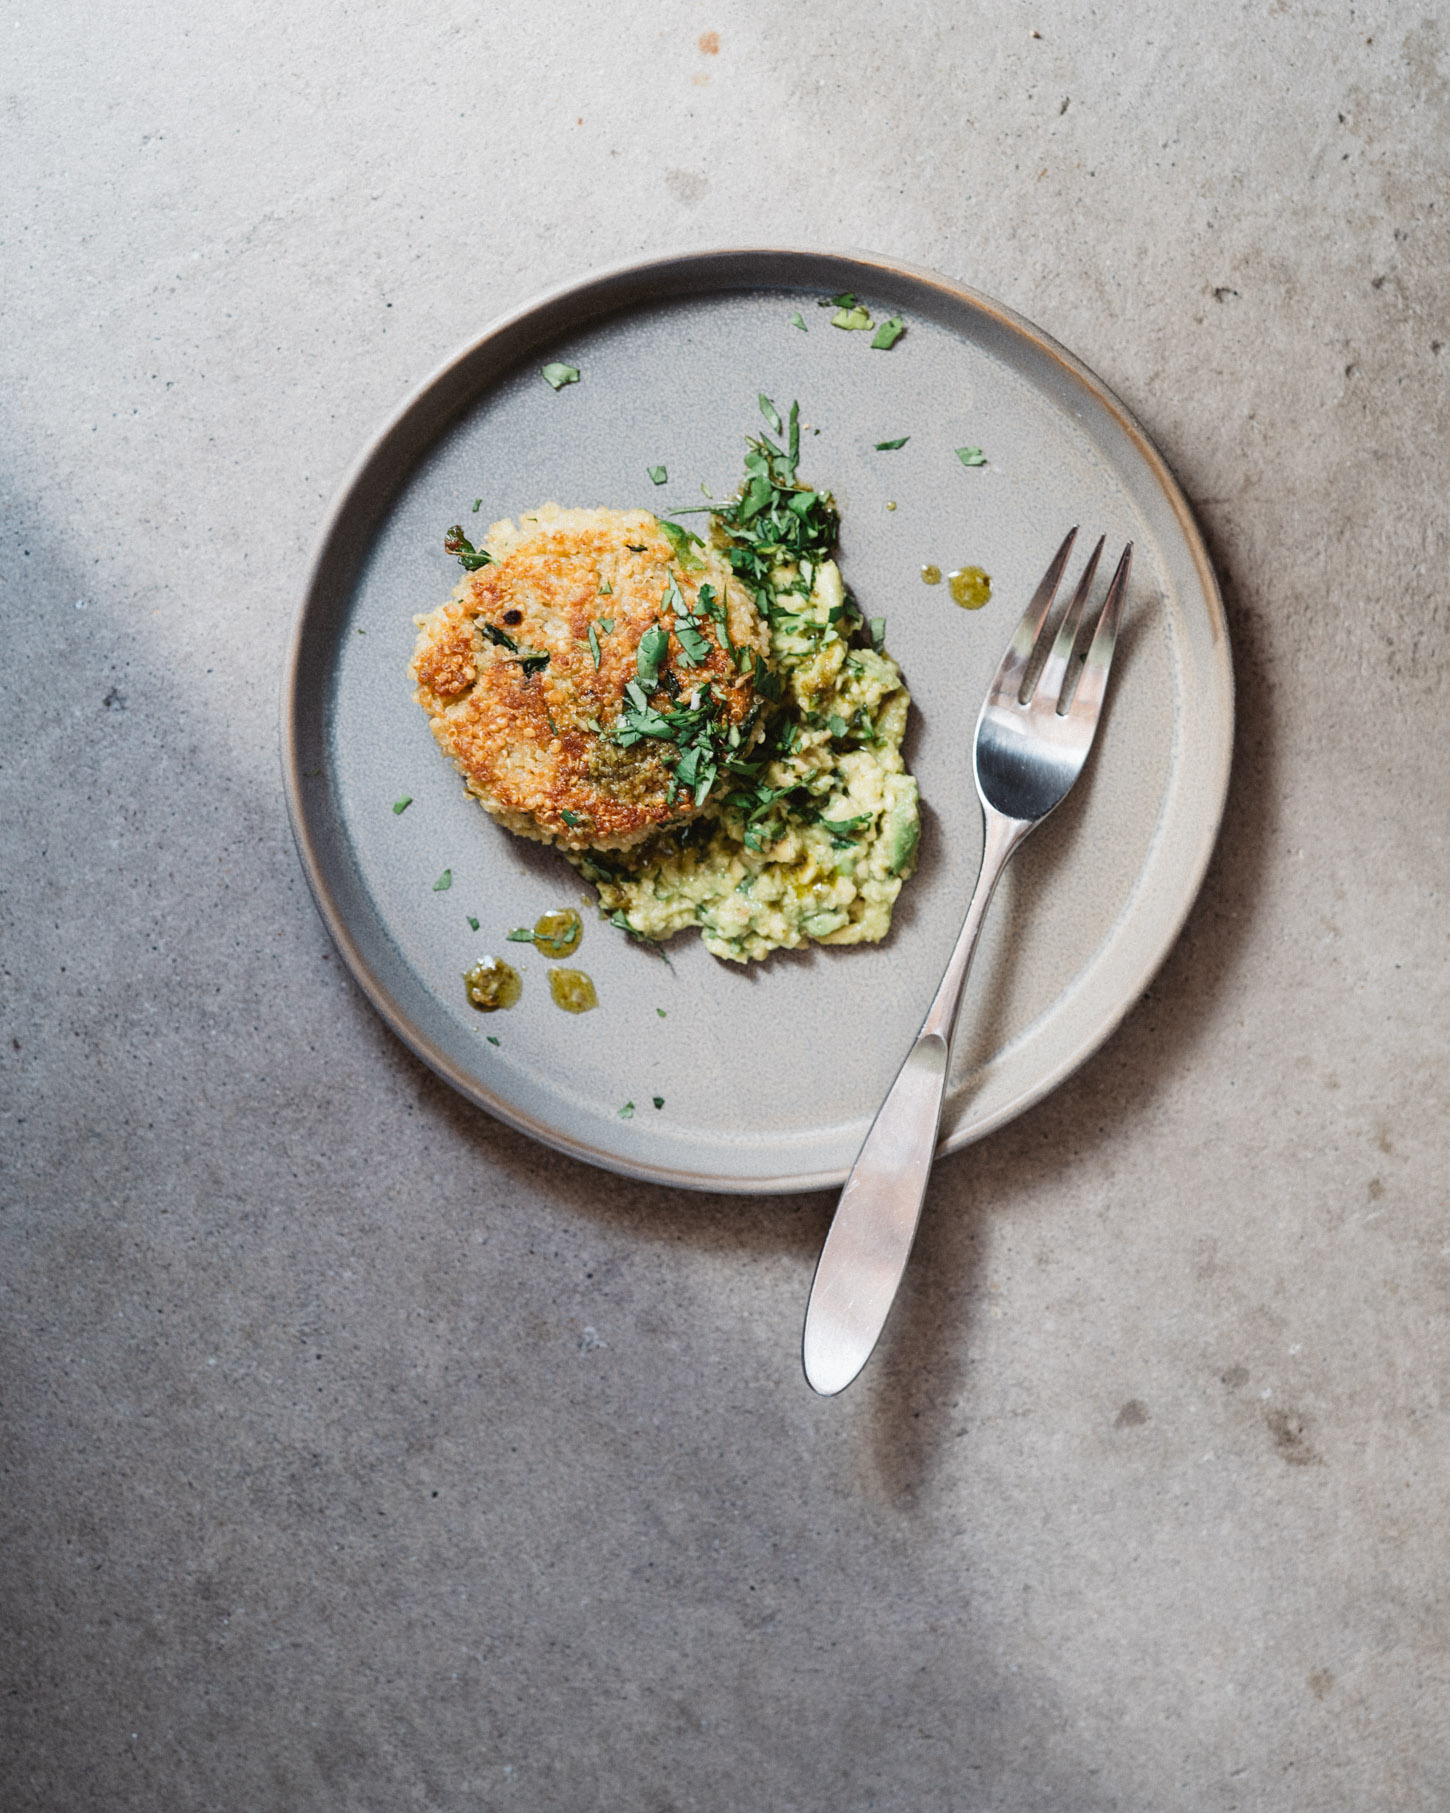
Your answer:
[3,2,1448,1808]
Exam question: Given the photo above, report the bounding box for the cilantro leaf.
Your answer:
[831,305,874,331]
[518,651,549,678]
[637,623,669,688]
[599,578,613,595]
[652,1096,664,1109]
[479,621,518,652]
[587,621,602,669]
[506,928,535,943]
[433,869,452,891]
[392,795,412,814]
[871,316,906,350]
[467,915,480,931]
[789,311,808,332]
[828,714,849,738]
[560,808,584,828]
[656,1007,667,1018]
[444,526,493,571]
[822,291,856,308]
[599,617,614,633]
[541,362,580,390]
[618,1101,635,1119]
[758,394,783,435]
[874,437,910,450]
[647,465,668,486]
[471,498,482,513]
[870,616,887,653]
[486,1034,500,1046]
[658,518,704,568]
[955,446,987,467]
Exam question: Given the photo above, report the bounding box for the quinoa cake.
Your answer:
[411,505,769,852]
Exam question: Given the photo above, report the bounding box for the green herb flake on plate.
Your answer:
[956,446,987,467]
[433,869,452,891]
[541,362,580,390]
[392,795,412,814]
[871,316,906,350]
[647,465,668,486]
[874,436,910,451]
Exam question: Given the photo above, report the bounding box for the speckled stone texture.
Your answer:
[3,3,1447,1809]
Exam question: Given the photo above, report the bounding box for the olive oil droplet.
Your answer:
[464,956,522,1012]
[531,907,582,958]
[948,566,992,610]
[920,564,942,585]
[549,968,598,1014]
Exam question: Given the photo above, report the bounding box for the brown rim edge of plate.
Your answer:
[280,245,1234,1197]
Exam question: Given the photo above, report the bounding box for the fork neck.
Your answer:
[918,808,1033,1048]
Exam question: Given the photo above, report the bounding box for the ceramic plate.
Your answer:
[283,249,1232,1194]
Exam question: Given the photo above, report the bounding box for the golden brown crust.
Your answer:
[410,508,769,851]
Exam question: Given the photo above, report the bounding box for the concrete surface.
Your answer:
[3,2,1448,1808]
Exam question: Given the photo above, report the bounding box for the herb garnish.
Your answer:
[599,579,613,595]
[790,311,808,332]
[758,394,783,435]
[393,795,412,814]
[874,437,910,451]
[618,1101,635,1119]
[486,1035,500,1046]
[433,869,452,891]
[656,1007,667,1018]
[518,651,550,678]
[658,519,704,568]
[479,621,518,651]
[652,1096,664,1110]
[560,808,584,828]
[955,446,987,467]
[444,526,493,571]
[870,616,887,653]
[871,316,905,350]
[637,623,669,688]
[471,498,482,513]
[832,303,874,331]
[506,927,535,943]
[542,362,580,390]
[647,465,668,486]
[587,621,603,669]
[467,915,480,931]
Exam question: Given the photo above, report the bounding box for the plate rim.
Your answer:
[281,245,1233,1196]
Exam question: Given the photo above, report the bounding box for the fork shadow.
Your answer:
[363,501,1274,1506]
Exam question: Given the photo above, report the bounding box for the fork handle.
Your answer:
[802,809,1030,1396]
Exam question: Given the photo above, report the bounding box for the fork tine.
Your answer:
[991,527,1077,705]
[1065,543,1132,727]
[1032,536,1104,709]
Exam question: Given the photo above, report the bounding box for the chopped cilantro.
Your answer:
[626,543,647,552]
[560,808,584,828]
[518,651,549,678]
[652,1096,664,1110]
[392,795,412,814]
[647,465,668,486]
[822,291,856,308]
[444,526,493,571]
[656,1007,667,1018]
[956,446,987,467]
[618,1101,635,1119]
[506,928,535,943]
[471,498,482,513]
[828,713,849,738]
[874,437,910,450]
[479,621,518,652]
[486,1035,500,1046]
[871,316,906,350]
[467,915,480,931]
[599,578,613,595]
[832,304,874,331]
[870,616,887,653]
[433,869,452,891]
[637,623,669,688]
[541,362,580,390]
[658,518,704,568]
[587,621,602,669]
[758,394,783,435]
[789,311,808,332]
[599,617,614,634]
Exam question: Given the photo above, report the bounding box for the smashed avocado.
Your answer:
[569,400,920,962]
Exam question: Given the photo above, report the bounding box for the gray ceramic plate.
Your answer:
[283,249,1232,1195]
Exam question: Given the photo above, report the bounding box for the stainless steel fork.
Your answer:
[802,529,1133,1396]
